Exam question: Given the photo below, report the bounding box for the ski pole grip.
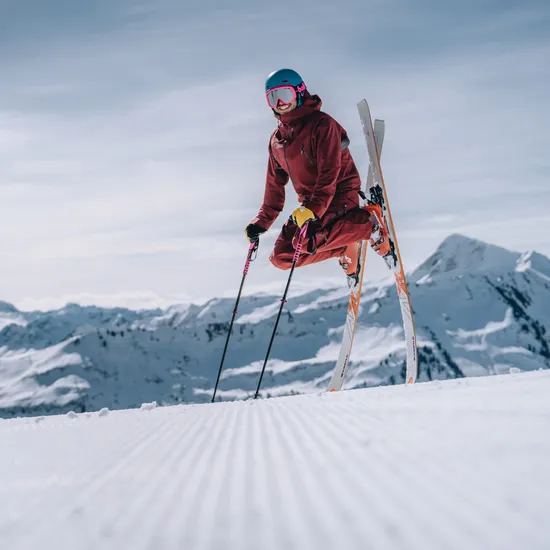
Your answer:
[243,241,257,276]
[292,223,309,263]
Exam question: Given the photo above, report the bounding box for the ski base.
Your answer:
[328,100,418,392]
[358,99,418,385]
[328,118,386,392]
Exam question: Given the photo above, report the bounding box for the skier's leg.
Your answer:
[295,247,345,268]
[271,219,345,270]
[270,222,298,270]
[296,206,390,270]
[292,207,373,271]
[319,207,375,252]
[270,206,389,270]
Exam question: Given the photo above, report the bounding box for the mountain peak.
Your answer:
[0,301,18,313]
[411,234,519,284]
[516,250,550,281]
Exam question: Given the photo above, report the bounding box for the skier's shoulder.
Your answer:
[309,107,349,151]
[311,109,344,134]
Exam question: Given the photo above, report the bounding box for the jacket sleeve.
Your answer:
[302,115,343,219]
[251,143,289,230]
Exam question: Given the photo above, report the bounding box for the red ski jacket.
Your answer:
[252,95,362,230]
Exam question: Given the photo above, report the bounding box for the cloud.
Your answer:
[15,290,195,312]
[0,0,549,309]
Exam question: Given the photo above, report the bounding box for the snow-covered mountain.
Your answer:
[1,233,549,417]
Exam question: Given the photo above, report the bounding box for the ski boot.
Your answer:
[365,204,391,257]
[338,242,362,287]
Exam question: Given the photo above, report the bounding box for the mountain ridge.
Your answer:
[1,233,549,417]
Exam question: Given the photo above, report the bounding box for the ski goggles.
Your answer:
[266,85,297,108]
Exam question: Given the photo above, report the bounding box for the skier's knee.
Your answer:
[269,253,292,270]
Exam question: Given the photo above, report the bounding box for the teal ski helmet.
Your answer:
[265,68,307,108]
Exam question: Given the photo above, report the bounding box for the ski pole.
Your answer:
[254,223,308,399]
[212,240,259,403]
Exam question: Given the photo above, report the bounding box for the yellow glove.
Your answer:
[291,206,316,228]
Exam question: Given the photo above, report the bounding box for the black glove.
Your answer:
[244,223,266,243]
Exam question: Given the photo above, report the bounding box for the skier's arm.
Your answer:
[302,117,342,219]
[251,145,289,230]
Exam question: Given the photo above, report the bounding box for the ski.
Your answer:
[328,119,386,391]
[358,99,418,384]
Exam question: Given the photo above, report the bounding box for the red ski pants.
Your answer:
[270,207,374,270]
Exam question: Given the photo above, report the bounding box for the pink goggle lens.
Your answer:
[266,86,297,108]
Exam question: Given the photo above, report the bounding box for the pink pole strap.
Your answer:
[292,223,309,264]
[243,241,256,275]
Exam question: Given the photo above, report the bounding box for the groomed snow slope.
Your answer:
[1,371,549,550]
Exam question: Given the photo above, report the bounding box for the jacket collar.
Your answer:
[275,94,323,125]
[274,95,322,141]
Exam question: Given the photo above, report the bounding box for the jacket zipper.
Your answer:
[282,141,295,183]
[282,125,296,183]
[301,144,314,166]
[282,125,314,215]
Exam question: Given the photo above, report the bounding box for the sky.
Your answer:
[0,0,549,311]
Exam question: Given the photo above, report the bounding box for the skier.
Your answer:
[245,68,391,280]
